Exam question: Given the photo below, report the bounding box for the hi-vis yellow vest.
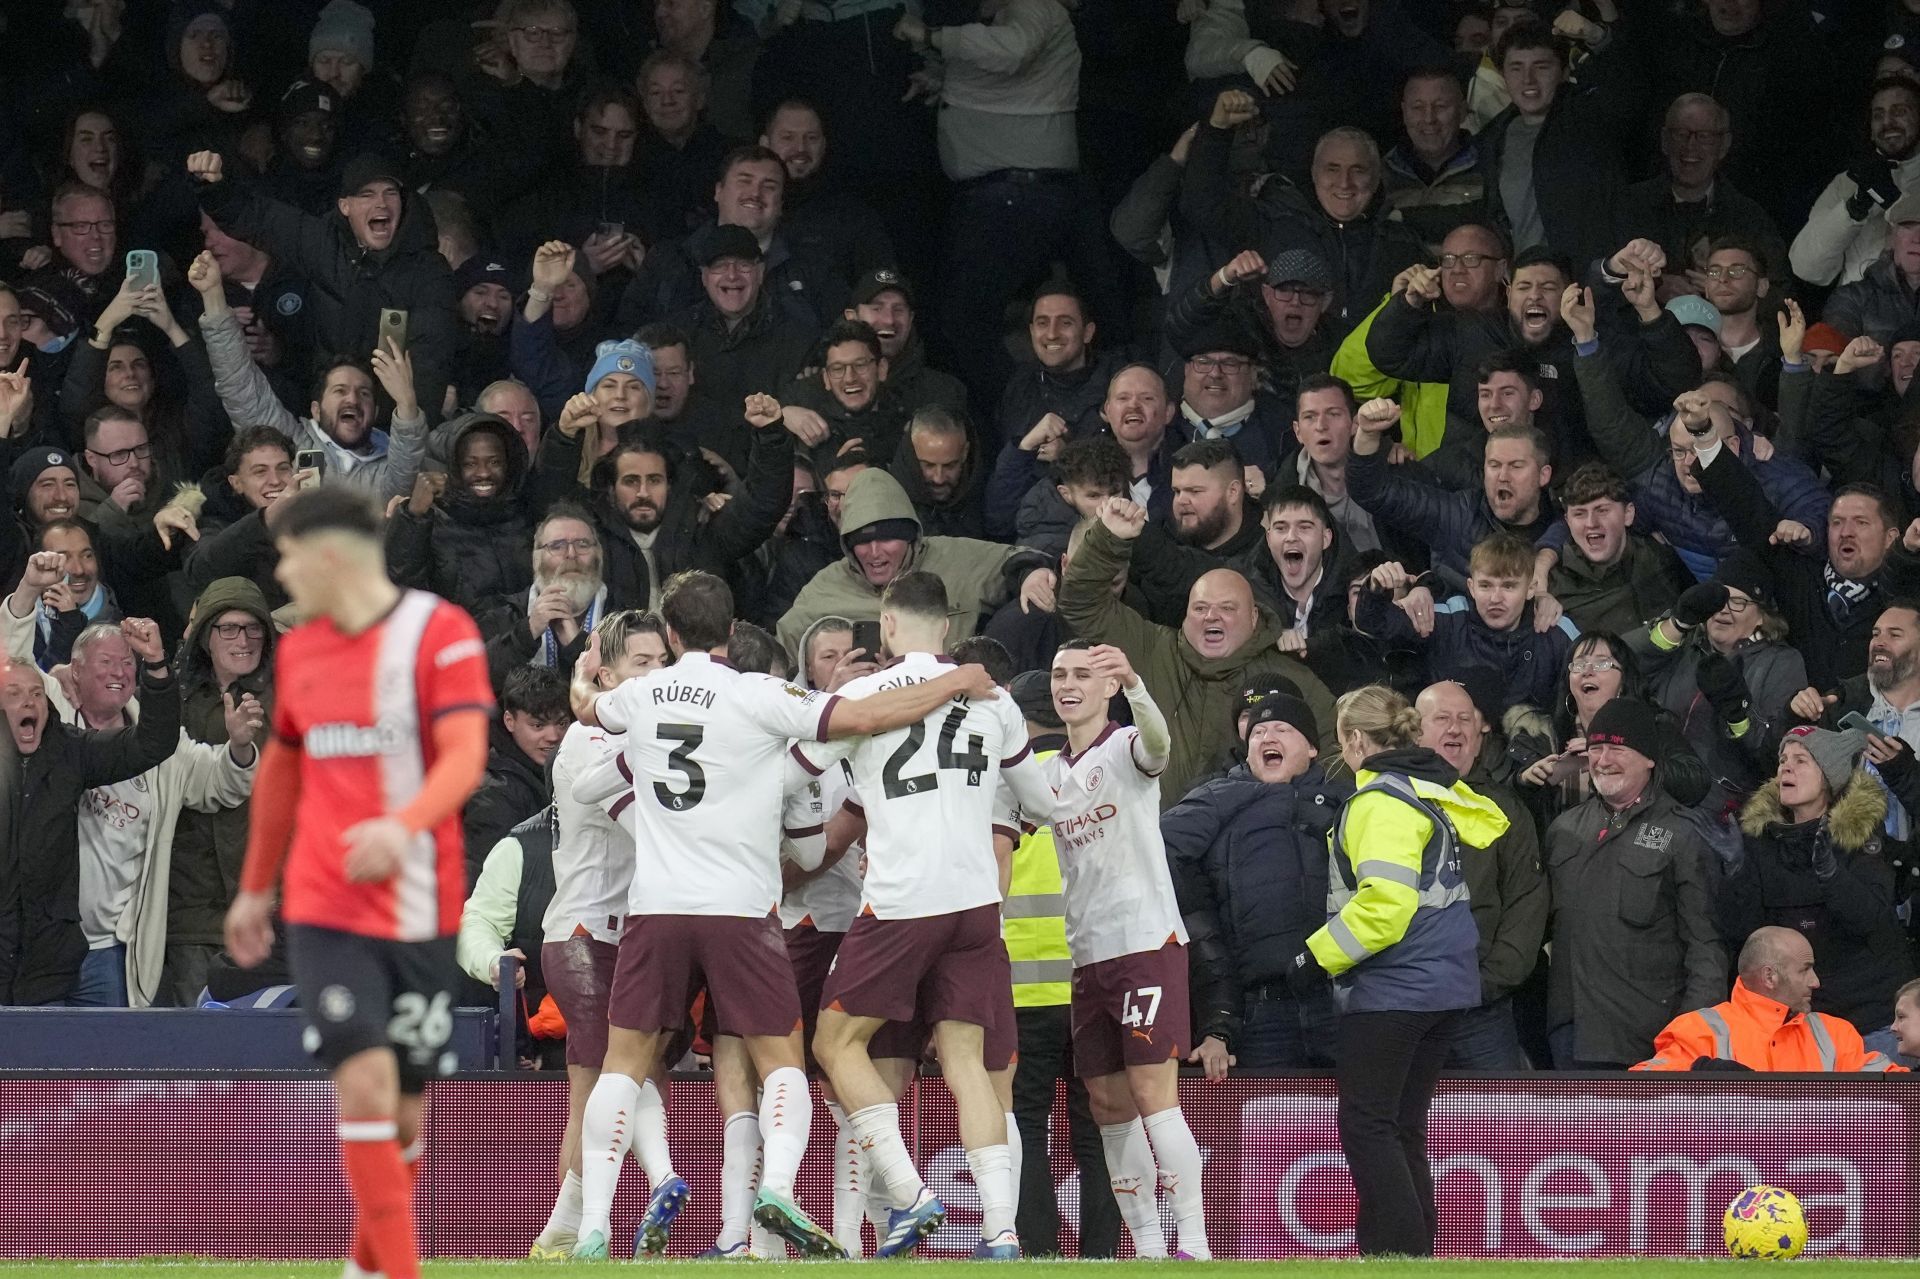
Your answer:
[1004,750,1073,1008]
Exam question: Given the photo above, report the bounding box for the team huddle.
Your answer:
[225,486,1210,1278]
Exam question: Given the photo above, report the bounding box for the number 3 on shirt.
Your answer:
[1120,985,1162,1029]
[654,723,707,811]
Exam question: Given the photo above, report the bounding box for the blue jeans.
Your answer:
[1445,996,1530,1070]
[1236,986,1338,1069]
[67,944,129,1007]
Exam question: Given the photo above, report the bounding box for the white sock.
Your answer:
[828,1102,866,1254]
[758,1065,810,1197]
[629,1080,675,1186]
[579,1073,641,1242]
[1003,1111,1021,1225]
[539,1169,584,1241]
[1144,1107,1208,1259]
[849,1102,923,1210]
[1100,1119,1165,1258]
[966,1143,1015,1240]
[717,1111,760,1250]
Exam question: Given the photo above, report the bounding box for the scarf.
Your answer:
[1181,399,1256,439]
[1822,562,1875,628]
[531,583,607,669]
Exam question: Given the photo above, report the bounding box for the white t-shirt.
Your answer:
[1044,723,1188,967]
[797,651,1054,920]
[781,757,864,932]
[544,722,634,944]
[78,774,153,948]
[597,651,839,917]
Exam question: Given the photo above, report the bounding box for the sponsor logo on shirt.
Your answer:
[1633,824,1673,853]
[305,718,414,758]
[435,637,485,668]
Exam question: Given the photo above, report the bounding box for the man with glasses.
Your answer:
[482,506,606,686]
[1171,330,1287,485]
[36,184,119,326]
[1695,239,1781,410]
[776,320,908,471]
[1170,248,1335,395]
[1612,95,1785,300]
[1792,78,1920,288]
[78,408,160,518]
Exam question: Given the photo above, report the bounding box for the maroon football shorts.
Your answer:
[1070,940,1191,1078]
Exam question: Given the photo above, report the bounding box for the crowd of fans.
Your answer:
[3,0,1920,1074]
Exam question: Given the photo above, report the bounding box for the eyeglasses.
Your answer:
[511,24,575,43]
[1664,128,1727,146]
[1439,252,1498,269]
[85,443,152,466]
[1191,355,1253,374]
[1723,594,1755,614]
[826,357,877,378]
[538,537,597,555]
[210,621,266,641]
[54,219,115,235]
[1702,264,1755,281]
[1268,287,1329,304]
[1669,445,1704,461]
[1568,657,1619,675]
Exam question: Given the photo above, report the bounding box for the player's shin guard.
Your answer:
[579,1073,642,1243]
[1100,1118,1167,1259]
[339,1121,418,1279]
[1144,1107,1209,1260]
[632,1079,675,1185]
[757,1066,811,1197]
[965,1143,1016,1240]
[848,1102,923,1209]
[828,1101,866,1254]
[717,1110,761,1250]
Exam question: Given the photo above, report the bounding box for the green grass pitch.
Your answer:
[3,1262,1914,1277]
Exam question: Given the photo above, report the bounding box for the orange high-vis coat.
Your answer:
[1634,979,1906,1073]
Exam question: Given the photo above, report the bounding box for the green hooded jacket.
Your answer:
[776,469,1043,654]
[1060,520,1342,807]
[167,576,277,947]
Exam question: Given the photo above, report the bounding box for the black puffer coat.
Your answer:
[385,414,534,613]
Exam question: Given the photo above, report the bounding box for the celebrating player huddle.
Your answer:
[226,487,1209,1271]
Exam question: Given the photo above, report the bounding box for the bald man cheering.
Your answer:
[1058,496,1341,804]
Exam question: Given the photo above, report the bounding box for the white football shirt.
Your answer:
[797,652,1054,920]
[544,722,634,944]
[597,651,839,917]
[1045,723,1188,966]
[780,757,864,932]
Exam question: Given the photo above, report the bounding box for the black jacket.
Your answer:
[1163,762,1351,1047]
[531,411,796,616]
[386,414,535,613]
[992,351,1122,456]
[670,294,818,476]
[1179,123,1424,337]
[619,222,846,334]
[1,666,183,1004]
[463,724,552,890]
[1725,770,1914,1034]
[198,170,459,426]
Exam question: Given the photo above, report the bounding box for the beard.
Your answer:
[1174,506,1231,548]
[1870,649,1918,692]
[536,568,601,614]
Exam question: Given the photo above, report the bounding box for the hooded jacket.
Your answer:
[887,433,988,541]
[1058,518,1341,805]
[197,167,459,425]
[1545,785,1727,1065]
[1724,769,1915,1033]
[1310,748,1509,1013]
[385,413,535,613]
[166,576,276,958]
[1164,761,1350,1047]
[775,469,1044,655]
